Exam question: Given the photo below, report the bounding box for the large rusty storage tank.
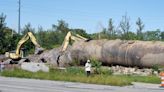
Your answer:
[71,39,164,67]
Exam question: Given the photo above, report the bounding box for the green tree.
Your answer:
[144,29,161,41]
[99,28,109,39]
[21,23,35,35]
[108,18,115,39]
[21,23,36,54]
[71,28,89,38]
[36,26,44,46]
[127,31,137,40]
[3,28,18,51]
[136,17,144,40]
[160,31,164,41]
[120,13,131,40]
[46,30,63,49]
[0,13,6,53]
[52,20,69,34]
[0,13,20,54]
[51,20,71,47]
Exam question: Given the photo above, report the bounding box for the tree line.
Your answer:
[0,13,164,54]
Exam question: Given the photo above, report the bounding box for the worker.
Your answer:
[85,59,91,76]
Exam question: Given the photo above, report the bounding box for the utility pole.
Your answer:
[18,0,21,34]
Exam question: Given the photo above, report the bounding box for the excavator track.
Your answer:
[3,58,29,64]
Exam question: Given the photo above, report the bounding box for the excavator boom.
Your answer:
[56,31,90,66]
[61,31,88,52]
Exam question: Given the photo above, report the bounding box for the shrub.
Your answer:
[100,68,113,75]
[152,64,159,71]
[91,58,102,74]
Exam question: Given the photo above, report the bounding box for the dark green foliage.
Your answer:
[0,13,7,53]
[119,13,131,40]
[21,23,35,35]
[91,59,102,74]
[37,30,63,49]
[0,13,20,54]
[4,29,21,52]
[160,31,164,40]
[108,18,117,39]
[127,31,138,40]
[136,17,144,40]
[71,28,90,38]
[52,20,69,34]
[21,23,36,54]
[1,13,164,55]
[152,64,160,73]
[143,29,161,41]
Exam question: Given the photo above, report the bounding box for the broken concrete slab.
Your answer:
[21,62,49,72]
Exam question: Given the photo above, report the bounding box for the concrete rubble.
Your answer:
[109,65,158,76]
[21,62,49,72]
[0,55,7,62]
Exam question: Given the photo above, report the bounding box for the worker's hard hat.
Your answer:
[87,59,90,63]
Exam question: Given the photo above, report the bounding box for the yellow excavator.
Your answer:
[4,32,44,64]
[56,31,90,66]
[61,31,89,52]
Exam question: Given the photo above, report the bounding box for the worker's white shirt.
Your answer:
[85,62,91,71]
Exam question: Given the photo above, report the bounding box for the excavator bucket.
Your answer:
[85,38,92,42]
[35,47,44,55]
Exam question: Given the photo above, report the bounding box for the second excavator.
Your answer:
[5,32,44,64]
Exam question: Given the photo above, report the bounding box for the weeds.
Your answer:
[152,64,160,72]
[91,58,102,74]
[0,67,160,86]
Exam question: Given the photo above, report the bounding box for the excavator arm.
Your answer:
[56,31,89,66]
[61,31,88,52]
[5,32,43,60]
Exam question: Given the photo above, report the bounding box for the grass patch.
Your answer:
[0,67,160,86]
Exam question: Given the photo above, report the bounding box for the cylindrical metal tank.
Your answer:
[71,39,164,67]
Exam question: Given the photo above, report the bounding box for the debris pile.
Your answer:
[109,65,158,76]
